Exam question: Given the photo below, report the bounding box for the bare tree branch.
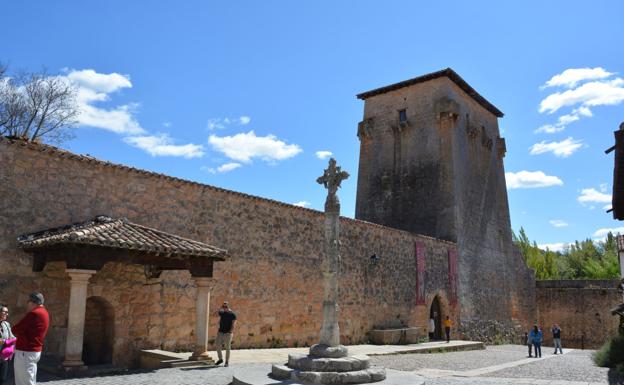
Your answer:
[0,65,78,144]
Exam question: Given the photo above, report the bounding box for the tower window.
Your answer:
[398,109,407,123]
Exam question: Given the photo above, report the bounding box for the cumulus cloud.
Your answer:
[63,69,145,135]
[505,171,564,189]
[202,162,242,174]
[124,134,205,158]
[315,151,333,160]
[549,220,569,228]
[578,188,611,205]
[66,69,132,93]
[207,116,251,130]
[293,201,311,208]
[208,130,302,163]
[539,78,624,114]
[541,67,614,89]
[535,67,624,134]
[593,227,624,238]
[538,242,569,252]
[529,137,583,158]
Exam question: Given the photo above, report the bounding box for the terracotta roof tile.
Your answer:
[17,215,228,260]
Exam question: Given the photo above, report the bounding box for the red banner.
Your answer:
[415,242,426,305]
[448,249,458,306]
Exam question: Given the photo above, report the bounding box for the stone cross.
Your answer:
[317,158,349,347]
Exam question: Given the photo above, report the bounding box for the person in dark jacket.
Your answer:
[12,292,49,385]
[552,324,563,354]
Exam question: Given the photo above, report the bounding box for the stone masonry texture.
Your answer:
[354,76,536,340]
[536,279,620,349]
[0,137,457,368]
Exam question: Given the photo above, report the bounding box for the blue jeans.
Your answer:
[533,342,541,357]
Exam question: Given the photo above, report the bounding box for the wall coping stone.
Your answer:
[0,136,456,247]
[536,279,619,289]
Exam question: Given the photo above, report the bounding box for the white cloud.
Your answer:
[549,220,568,228]
[604,204,613,210]
[208,130,302,163]
[124,134,205,158]
[541,67,614,89]
[578,188,611,204]
[202,162,242,174]
[529,137,583,158]
[539,78,624,114]
[293,201,311,208]
[593,227,624,238]
[505,171,564,189]
[78,103,144,134]
[217,162,241,173]
[66,69,132,93]
[315,151,333,160]
[63,69,145,135]
[538,242,569,252]
[600,183,609,193]
[535,68,624,134]
[207,116,251,130]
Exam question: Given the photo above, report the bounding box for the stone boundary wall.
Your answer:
[0,138,458,367]
[536,279,620,349]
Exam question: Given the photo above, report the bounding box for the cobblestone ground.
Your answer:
[370,344,530,371]
[483,349,622,383]
[32,364,265,385]
[8,345,620,385]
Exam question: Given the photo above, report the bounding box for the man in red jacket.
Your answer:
[12,292,49,385]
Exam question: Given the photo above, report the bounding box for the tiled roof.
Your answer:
[356,68,504,118]
[17,215,228,260]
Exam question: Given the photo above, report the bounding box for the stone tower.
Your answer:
[354,68,535,335]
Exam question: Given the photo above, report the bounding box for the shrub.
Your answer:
[594,335,624,368]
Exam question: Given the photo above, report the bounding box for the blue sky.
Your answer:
[3,1,624,250]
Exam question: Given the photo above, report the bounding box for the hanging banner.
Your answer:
[448,248,458,306]
[415,242,426,305]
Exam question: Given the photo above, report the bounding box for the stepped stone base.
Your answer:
[271,364,386,384]
[287,353,370,372]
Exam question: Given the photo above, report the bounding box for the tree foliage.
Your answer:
[0,64,78,144]
[513,227,620,279]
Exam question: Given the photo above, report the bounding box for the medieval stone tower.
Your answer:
[354,68,535,334]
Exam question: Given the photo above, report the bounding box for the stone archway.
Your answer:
[429,296,442,340]
[82,296,114,365]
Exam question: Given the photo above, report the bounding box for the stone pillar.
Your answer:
[190,277,213,361]
[63,269,96,368]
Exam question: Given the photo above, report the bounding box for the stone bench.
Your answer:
[367,327,421,345]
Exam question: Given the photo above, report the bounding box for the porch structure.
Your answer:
[18,215,228,370]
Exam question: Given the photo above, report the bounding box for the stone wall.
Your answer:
[354,76,535,339]
[536,280,620,349]
[0,138,458,367]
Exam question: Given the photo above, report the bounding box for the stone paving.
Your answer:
[11,344,620,385]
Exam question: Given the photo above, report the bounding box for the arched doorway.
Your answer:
[429,296,442,340]
[82,296,114,365]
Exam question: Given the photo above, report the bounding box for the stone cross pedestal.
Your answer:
[270,158,385,384]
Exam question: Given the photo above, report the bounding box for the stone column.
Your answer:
[190,277,213,361]
[63,269,96,368]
